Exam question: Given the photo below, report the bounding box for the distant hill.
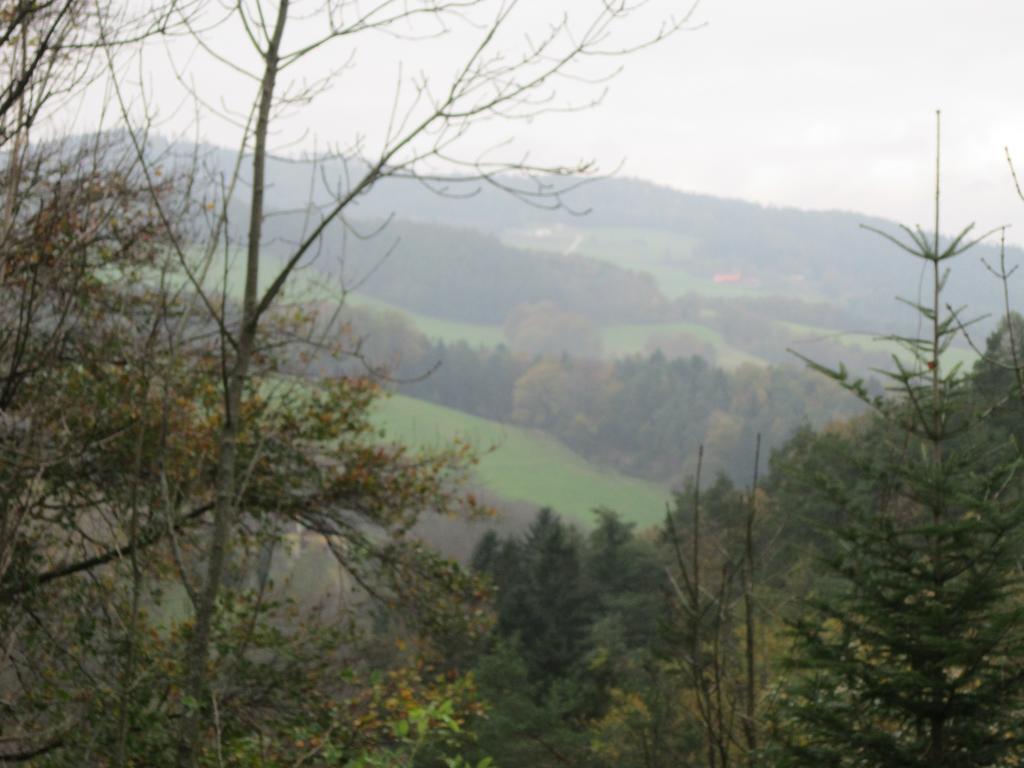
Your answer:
[165,140,1009,365]
[197,145,1014,326]
[263,217,666,326]
[359,177,1015,333]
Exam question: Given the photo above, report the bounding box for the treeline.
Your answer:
[268,215,902,368]
[444,311,1024,767]
[454,475,802,768]
[268,217,665,325]
[334,305,867,483]
[461,506,702,767]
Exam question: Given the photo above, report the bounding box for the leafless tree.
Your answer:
[99,1,702,763]
[664,436,763,768]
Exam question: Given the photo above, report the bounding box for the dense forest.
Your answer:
[353,318,867,483]
[6,1,1024,768]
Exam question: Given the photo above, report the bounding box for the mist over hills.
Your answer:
[133,137,1008,375]
[188,144,1015,339]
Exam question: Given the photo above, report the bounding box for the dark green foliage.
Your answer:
[467,510,595,767]
[468,640,591,768]
[405,341,526,420]
[763,419,892,566]
[586,509,664,648]
[771,429,1024,766]
[768,180,1024,766]
[970,312,1024,446]
[467,508,689,767]
[393,335,862,485]
[479,508,593,683]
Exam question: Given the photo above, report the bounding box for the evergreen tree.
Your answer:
[971,311,1024,447]
[770,130,1024,767]
[468,510,597,767]
[585,508,663,648]
[467,508,678,767]
[468,639,590,768]
[479,508,593,683]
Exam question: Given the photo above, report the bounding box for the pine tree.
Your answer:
[770,118,1024,767]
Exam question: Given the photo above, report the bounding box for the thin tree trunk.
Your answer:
[114,408,149,766]
[926,111,947,768]
[691,447,717,768]
[742,433,760,763]
[176,3,289,764]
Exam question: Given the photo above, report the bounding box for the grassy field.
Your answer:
[343,293,506,347]
[345,292,768,367]
[373,394,672,528]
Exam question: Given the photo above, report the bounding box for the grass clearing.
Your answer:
[343,293,505,347]
[343,292,766,368]
[373,394,672,528]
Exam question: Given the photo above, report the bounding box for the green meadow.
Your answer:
[372,394,672,528]
[343,292,506,347]
[346,292,767,367]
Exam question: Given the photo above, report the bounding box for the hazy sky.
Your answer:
[543,0,1024,234]
[82,0,1024,236]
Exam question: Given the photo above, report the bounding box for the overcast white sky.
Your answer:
[543,0,1024,234]
[80,0,1024,236]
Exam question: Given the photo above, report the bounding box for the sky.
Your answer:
[76,0,1024,238]
[598,0,1024,234]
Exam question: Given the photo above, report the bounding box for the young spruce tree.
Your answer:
[770,118,1024,767]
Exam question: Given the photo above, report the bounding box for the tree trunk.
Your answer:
[175,3,289,764]
[742,434,760,762]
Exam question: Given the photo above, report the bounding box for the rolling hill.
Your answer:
[372,393,672,528]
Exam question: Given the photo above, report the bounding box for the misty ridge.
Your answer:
[169,139,1010,352]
